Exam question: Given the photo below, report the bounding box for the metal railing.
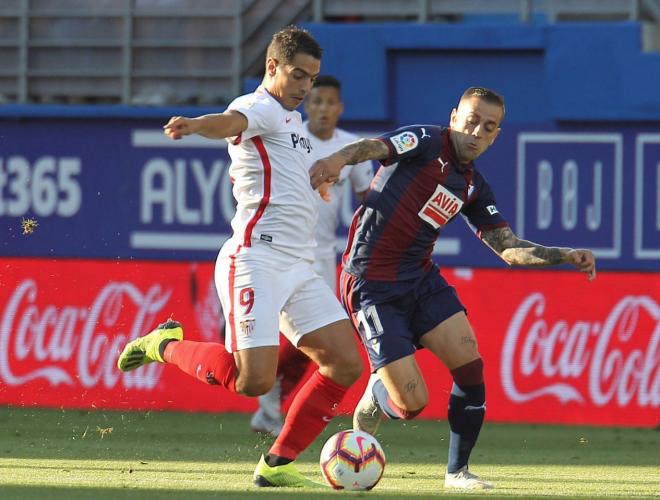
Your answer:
[312,0,660,23]
[0,0,309,105]
[2,0,658,105]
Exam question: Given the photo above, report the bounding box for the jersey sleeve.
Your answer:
[461,171,509,237]
[227,94,280,141]
[348,160,374,193]
[376,125,436,166]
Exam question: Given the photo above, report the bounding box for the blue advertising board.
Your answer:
[0,119,658,271]
[516,133,622,259]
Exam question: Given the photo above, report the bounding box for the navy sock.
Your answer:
[447,382,486,473]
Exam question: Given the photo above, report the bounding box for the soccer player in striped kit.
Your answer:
[117,26,363,488]
[250,75,373,437]
[310,87,596,490]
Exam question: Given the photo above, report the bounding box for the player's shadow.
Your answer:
[0,407,657,468]
[0,484,417,499]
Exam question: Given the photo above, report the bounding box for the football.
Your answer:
[319,429,386,490]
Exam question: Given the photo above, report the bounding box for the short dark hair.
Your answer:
[266,26,322,65]
[313,75,341,92]
[461,86,505,117]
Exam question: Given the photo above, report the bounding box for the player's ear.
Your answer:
[265,57,278,77]
[449,108,457,127]
[338,100,344,116]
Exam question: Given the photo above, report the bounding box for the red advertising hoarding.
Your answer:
[0,258,657,427]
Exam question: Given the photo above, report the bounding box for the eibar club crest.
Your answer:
[240,319,255,336]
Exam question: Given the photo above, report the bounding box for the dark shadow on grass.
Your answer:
[1,407,658,467]
[7,485,655,500]
[0,485,354,500]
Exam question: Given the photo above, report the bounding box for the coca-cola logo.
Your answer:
[502,293,659,408]
[0,280,172,390]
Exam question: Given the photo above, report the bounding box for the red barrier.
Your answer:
[0,259,657,427]
[442,268,659,427]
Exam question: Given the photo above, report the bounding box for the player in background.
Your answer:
[309,87,596,490]
[117,26,363,488]
[250,75,374,436]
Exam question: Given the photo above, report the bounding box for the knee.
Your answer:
[338,355,364,387]
[234,376,273,397]
[324,354,363,387]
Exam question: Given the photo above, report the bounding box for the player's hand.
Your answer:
[309,156,343,189]
[163,116,199,140]
[318,182,332,202]
[566,249,596,281]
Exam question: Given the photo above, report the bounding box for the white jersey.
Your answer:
[226,87,318,261]
[304,123,373,260]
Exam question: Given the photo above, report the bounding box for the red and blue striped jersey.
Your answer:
[342,125,508,282]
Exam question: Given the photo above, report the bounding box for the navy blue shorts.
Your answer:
[340,268,466,372]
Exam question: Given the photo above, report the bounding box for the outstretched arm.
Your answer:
[310,138,389,189]
[481,226,596,281]
[163,110,248,140]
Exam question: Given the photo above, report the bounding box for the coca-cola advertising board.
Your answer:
[0,258,657,427]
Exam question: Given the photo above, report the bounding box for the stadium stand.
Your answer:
[0,0,310,105]
[0,0,658,105]
[312,0,660,23]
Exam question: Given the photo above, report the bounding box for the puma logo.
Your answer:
[438,157,449,172]
[421,127,430,139]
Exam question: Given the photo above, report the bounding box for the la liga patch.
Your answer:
[390,131,419,154]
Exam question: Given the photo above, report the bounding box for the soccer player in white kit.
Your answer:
[250,76,373,436]
[117,27,363,488]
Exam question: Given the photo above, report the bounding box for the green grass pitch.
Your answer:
[0,406,657,499]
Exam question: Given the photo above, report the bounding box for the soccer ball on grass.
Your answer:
[319,429,386,490]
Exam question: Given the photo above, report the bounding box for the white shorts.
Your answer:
[216,239,348,352]
[312,254,338,294]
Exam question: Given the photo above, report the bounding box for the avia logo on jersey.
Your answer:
[291,133,313,153]
[390,131,418,154]
[486,204,499,215]
[418,184,464,229]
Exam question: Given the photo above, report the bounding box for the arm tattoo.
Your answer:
[337,139,389,165]
[481,226,567,267]
[480,226,517,252]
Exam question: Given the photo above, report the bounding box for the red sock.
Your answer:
[269,370,348,460]
[276,339,311,403]
[385,396,423,419]
[163,340,237,392]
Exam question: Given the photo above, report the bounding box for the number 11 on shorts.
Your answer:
[356,305,384,341]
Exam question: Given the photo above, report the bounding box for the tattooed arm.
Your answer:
[310,139,389,189]
[481,226,597,281]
